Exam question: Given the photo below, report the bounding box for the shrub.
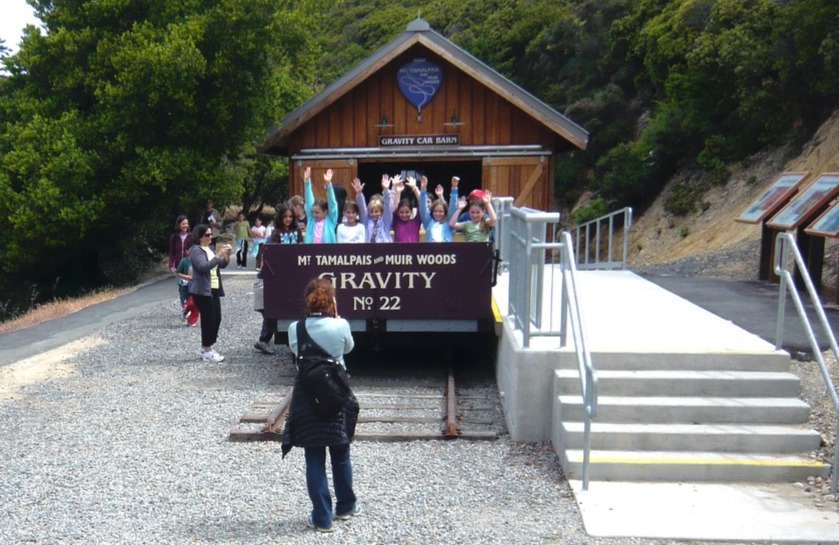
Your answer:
[665,179,705,216]
[571,196,611,224]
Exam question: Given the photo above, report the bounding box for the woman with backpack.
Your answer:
[281,278,360,533]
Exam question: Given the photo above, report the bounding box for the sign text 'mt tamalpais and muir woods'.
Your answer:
[261,243,494,320]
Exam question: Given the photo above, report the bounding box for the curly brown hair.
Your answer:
[304,278,336,316]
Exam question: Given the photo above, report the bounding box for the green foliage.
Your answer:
[571,197,611,225]
[594,143,654,208]
[0,0,320,288]
[664,179,703,216]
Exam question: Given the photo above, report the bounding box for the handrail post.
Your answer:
[622,208,633,269]
[774,234,788,350]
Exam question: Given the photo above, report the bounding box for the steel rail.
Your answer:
[443,368,460,438]
[774,232,839,495]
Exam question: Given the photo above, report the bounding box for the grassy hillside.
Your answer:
[628,109,839,282]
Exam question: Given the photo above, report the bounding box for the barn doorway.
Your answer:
[357,160,482,205]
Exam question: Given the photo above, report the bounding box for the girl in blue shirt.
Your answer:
[303,166,339,244]
[419,175,460,242]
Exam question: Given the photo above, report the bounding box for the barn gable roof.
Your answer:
[261,18,589,153]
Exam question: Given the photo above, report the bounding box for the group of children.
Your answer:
[232,214,273,269]
[171,168,496,352]
[299,166,497,246]
[248,167,497,355]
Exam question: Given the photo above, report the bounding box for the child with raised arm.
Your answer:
[353,174,394,243]
[392,176,422,242]
[337,201,366,243]
[304,166,339,244]
[419,175,460,242]
[450,189,497,242]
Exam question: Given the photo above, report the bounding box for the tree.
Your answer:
[0,0,319,287]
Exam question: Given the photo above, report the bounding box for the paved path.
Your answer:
[639,273,839,355]
[0,271,257,367]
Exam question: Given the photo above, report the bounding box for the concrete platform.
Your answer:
[642,274,839,355]
[493,269,782,443]
[493,269,839,543]
[494,269,777,353]
[571,480,839,543]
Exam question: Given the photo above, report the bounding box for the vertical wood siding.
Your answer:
[287,45,558,210]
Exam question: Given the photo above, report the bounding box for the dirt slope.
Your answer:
[628,109,839,280]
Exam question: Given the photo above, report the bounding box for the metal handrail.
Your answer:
[492,197,514,273]
[774,232,839,495]
[505,205,598,489]
[559,230,598,490]
[507,207,559,345]
[573,207,633,270]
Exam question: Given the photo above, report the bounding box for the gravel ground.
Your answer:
[629,240,762,281]
[0,275,832,544]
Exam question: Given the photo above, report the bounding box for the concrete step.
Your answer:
[555,369,801,397]
[560,449,830,482]
[558,422,822,453]
[580,350,791,372]
[557,396,811,424]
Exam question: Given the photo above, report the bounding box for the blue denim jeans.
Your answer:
[178,283,189,308]
[304,444,356,529]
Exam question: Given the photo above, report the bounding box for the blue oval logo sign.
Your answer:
[397,59,442,112]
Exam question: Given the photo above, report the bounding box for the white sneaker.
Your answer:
[203,350,225,363]
[195,348,205,358]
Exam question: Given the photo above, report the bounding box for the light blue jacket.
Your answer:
[419,188,459,242]
[288,316,354,367]
[304,178,339,243]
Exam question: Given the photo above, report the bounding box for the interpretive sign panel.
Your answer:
[805,175,839,236]
[735,172,810,224]
[767,174,839,230]
[262,242,494,320]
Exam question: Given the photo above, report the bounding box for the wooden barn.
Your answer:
[260,18,589,210]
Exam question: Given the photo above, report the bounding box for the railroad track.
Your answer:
[229,367,501,442]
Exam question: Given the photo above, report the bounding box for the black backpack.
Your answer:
[296,320,352,417]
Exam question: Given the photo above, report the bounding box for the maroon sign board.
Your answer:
[261,243,494,321]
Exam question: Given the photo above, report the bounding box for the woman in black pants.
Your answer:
[188,224,231,363]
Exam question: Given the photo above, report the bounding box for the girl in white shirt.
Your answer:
[336,202,367,243]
